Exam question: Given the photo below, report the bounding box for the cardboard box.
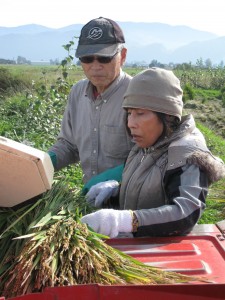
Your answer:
[0,136,54,207]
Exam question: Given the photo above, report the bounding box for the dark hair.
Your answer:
[156,112,180,138]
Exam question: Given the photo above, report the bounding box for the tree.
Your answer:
[0,58,15,64]
[196,57,204,68]
[17,56,31,65]
[218,60,224,68]
[149,59,165,68]
[205,58,212,69]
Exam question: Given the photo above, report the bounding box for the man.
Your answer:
[48,17,133,183]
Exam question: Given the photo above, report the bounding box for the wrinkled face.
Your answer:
[127,108,164,148]
[80,48,127,93]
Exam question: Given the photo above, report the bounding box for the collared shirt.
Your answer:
[49,71,133,183]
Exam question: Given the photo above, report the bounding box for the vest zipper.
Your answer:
[123,149,149,208]
[140,148,148,162]
[141,154,146,162]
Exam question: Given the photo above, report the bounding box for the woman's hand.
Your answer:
[86,180,119,207]
[81,209,132,238]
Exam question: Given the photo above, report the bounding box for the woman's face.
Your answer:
[127,108,164,148]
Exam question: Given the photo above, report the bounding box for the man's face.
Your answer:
[80,48,127,93]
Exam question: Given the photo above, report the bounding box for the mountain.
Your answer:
[0,22,224,64]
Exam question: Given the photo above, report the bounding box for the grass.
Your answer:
[0,64,84,81]
[1,65,225,224]
[196,123,225,161]
[199,199,225,224]
[183,104,225,222]
[194,88,221,101]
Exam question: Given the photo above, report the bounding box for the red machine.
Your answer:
[1,222,225,300]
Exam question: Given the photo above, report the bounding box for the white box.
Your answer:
[0,136,54,207]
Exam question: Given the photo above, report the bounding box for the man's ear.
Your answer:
[120,47,127,65]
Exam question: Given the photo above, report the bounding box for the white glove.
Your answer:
[86,180,119,208]
[81,209,132,238]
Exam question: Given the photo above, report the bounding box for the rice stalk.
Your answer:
[0,178,203,299]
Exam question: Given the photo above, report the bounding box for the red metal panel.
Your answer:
[7,292,54,300]
[5,225,225,300]
[107,230,225,283]
[99,284,225,300]
[11,284,225,300]
[44,285,99,300]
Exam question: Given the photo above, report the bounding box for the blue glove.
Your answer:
[82,164,124,195]
[86,180,119,207]
[81,209,132,238]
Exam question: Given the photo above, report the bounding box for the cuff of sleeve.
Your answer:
[48,151,57,169]
[119,210,133,233]
[131,211,139,232]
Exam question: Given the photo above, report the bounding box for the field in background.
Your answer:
[0,64,225,223]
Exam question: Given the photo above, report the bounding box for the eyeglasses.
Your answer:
[79,51,119,64]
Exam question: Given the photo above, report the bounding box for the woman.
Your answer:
[81,68,225,238]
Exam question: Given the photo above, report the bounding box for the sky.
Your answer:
[1,0,225,36]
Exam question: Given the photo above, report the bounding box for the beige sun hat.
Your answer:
[123,67,183,120]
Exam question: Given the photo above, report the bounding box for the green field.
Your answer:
[0,63,225,223]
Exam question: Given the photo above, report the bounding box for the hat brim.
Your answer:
[75,43,120,58]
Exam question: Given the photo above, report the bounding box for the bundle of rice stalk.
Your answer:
[0,178,202,299]
[0,178,91,293]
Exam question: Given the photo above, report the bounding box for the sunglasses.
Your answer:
[79,51,119,64]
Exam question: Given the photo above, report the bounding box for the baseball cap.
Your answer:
[75,17,125,58]
[123,68,183,120]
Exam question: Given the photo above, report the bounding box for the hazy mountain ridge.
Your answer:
[0,22,224,64]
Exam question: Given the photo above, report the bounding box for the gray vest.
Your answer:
[119,114,225,210]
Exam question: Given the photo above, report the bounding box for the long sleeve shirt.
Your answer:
[49,71,133,182]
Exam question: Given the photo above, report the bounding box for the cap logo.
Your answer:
[87,27,103,40]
